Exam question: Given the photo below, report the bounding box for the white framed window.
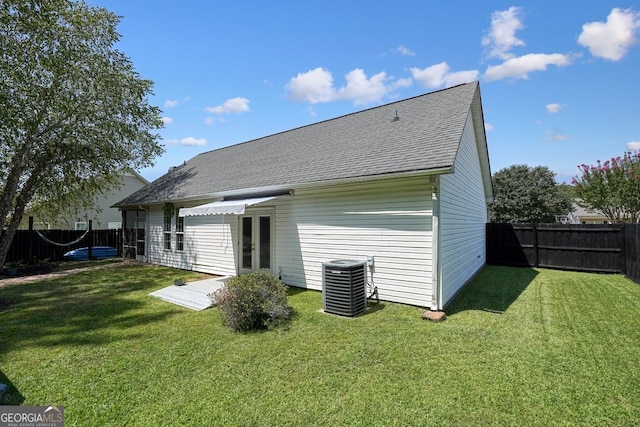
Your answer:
[176,210,184,251]
[163,209,172,250]
[108,221,122,230]
[75,221,88,231]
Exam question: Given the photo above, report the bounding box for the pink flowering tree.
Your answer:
[572,151,640,223]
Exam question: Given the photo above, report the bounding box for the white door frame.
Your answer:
[238,208,275,275]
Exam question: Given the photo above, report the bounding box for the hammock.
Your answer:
[35,229,90,247]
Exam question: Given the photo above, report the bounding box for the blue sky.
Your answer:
[88,1,640,184]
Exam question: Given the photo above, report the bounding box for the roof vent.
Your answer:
[392,109,400,122]
[168,161,186,173]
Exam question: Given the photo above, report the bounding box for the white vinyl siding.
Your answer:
[144,175,435,307]
[439,112,489,307]
[274,175,434,307]
[183,214,237,276]
[147,208,237,276]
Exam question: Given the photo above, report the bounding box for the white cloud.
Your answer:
[546,103,565,114]
[410,62,449,88]
[627,141,640,150]
[545,131,571,142]
[485,123,494,132]
[391,77,413,89]
[163,97,189,109]
[204,117,228,125]
[446,69,481,87]
[392,45,416,56]
[578,8,640,61]
[163,99,179,109]
[336,69,388,106]
[286,67,408,106]
[410,62,479,89]
[484,53,573,81]
[285,67,335,104]
[482,6,525,60]
[164,137,207,146]
[161,117,173,125]
[205,97,250,114]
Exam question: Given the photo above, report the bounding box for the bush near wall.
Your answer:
[213,271,291,332]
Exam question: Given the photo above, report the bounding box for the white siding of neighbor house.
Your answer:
[20,173,148,230]
[274,175,434,307]
[439,112,489,307]
[84,174,149,229]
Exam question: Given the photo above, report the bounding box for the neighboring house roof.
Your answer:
[123,169,150,186]
[570,201,609,222]
[572,203,605,218]
[557,201,610,224]
[116,81,491,207]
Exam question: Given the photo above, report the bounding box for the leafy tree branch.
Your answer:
[572,152,640,223]
[0,0,164,267]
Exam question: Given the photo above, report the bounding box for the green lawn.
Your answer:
[1,263,639,426]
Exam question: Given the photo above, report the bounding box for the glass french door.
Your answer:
[239,211,273,274]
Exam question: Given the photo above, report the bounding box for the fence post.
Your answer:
[621,224,626,276]
[532,222,539,268]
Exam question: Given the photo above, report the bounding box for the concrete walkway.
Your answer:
[149,276,229,311]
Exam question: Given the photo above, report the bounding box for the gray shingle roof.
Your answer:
[116,82,485,207]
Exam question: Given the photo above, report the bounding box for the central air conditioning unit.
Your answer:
[322,259,367,317]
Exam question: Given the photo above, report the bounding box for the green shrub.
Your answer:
[213,271,291,332]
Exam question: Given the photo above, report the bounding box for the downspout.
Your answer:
[430,177,441,311]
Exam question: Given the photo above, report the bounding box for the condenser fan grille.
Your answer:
[322,259,367,317]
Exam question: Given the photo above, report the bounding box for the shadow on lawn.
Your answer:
[0,265,182,354]
[446,265,538,315]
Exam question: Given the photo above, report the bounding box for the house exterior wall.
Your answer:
[145,175,435,307]
[147,209,238,277]
[138,115,490,310]
[87,174,149,229]
[275,175,434,307]
[438,112,489,307]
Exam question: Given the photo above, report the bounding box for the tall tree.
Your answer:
[572,152,640,223]
[0,0,164,268]
[490,165,573,223]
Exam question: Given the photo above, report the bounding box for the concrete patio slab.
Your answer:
[149,276,230,311]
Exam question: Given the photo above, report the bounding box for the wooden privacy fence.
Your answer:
[486,223,640,284]
[626,224,640,284]
[4,227,121,264]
